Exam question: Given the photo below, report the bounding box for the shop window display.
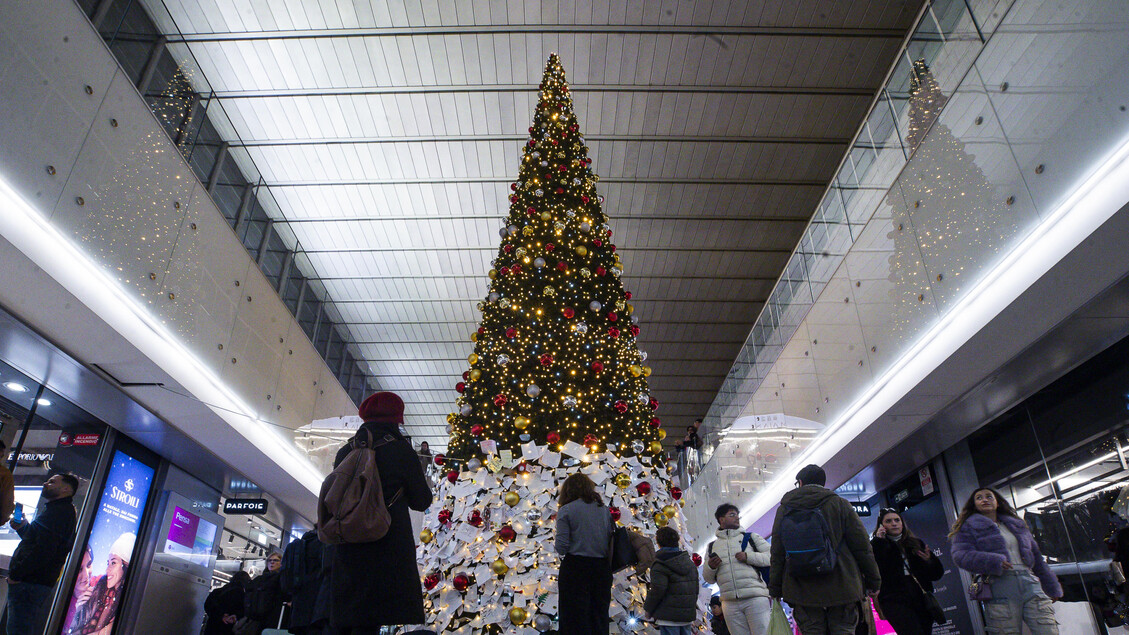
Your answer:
[967,336,1129,633]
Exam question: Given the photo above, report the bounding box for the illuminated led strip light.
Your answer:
[0,179,325,494]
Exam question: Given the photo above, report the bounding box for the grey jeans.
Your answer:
[983,569,1058,635]
[792,602,859,635]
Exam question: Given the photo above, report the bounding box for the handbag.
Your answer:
[908,570,947,624]
[608,526,639,573]
[767,599,792,635]
[232,617,261,635]
[968,573,994,601]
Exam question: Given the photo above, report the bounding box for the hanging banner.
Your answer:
[61,450,155,635]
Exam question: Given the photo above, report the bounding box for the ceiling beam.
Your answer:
[266,177,828,187]
[298,245,792,254]
[170,24,908,42]
[275,214,816,224]
[326,297,768,304]
[232,134,851,147]
[211,84,875,99]
[306,273,786,280]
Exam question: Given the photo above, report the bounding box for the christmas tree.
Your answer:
[415,55,706,633]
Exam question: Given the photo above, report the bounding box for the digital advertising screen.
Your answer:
[61,450,155,635]
[163,505,218,566]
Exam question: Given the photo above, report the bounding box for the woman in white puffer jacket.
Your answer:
[703,504,772,635]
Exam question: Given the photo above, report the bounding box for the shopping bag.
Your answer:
[768,599,792,635]
[856,600,877,635]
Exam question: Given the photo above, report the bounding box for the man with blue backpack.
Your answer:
[768,465,881,635]
[703,503,773,635]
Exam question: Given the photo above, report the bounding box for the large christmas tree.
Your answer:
[416,55,705,633]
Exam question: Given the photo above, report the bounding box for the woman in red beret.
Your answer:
[328,392,433,633]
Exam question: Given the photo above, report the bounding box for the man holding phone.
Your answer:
[8,472,78,635]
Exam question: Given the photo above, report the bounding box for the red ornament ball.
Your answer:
[468,510,483,527]
[692,553,703,567]
[671,487,683,500]
[631,325,640,337]
[499,266,510,276]
[555,187,564,194]
[582,195,590,204]
[498,525,517,542]
[462,371,469,380]
[470,424,483,437]
[607,312,617,322]
[614,401,628,414]
[434,453,446,466]
[610,244,617,252]
[545,243,555,251]
[455,382,466,393]
[527,207,536,215]
[609,506,621,522]
[438,509,453,524]
[446,471,458,484]
[584,433,599,446]
[636,481,652,496]
[558,164,566,171]
[608,327,620,338]
[593,239,603,247]
[424,573,440,590]
[649,417,661,428]
[625,292,632,300]
[453,573,471,592]
[539,354,554,366]
[547,432,561,445]
[556,261,568,271]
[596,267,606,276]
[505,328,517,339]
[591,361,604,373]
[478,327,486,335]
[494,394,508,407]
[511,182,519,191]
[503,244,513,253]
[511,264,522,274]
[563,307,575,318]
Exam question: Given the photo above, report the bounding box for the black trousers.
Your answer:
[558,554,612,635]
[880,598,934,635]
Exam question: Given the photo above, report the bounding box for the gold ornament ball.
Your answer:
[649,441,663,453]
[505,492,521,507]
[654,511,669,527]
[514,416,531,430]
[509,607,528,625]
[576,245,588,256]
[468,353,479,365]
[420,528,434,544]
[629,365,643,377]
[679,500,686,508]
[643,366,653,377]
[662,505,678,518]
[615,473,631,488]
[657,429,667,440]
[446,413,457,424]
[489,269,497,279]
[470,332,478,342]
[540,212,552,221]
[492,558,510,576]
[522,226,535,236]
[470,369,482,381]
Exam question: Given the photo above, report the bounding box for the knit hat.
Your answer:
[358,391,405,424]
[109,532,136,564]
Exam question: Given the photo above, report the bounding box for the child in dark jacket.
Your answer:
[644,527,701,635]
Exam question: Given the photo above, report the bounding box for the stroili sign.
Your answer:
[223,498,268,515]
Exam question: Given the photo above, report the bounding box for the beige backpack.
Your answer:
[317,428,402,544]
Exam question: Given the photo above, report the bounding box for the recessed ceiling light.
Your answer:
[4,382,28,393]
[36,398,51,407]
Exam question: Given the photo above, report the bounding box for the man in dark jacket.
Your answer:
[204,571,251,635]
[281,530,328,634]
[8,472,79,635]
[644,527,700,634]
[330,392,433,634]
[768,465,880,635]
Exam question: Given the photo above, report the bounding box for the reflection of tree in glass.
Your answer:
[887,60,1016,339]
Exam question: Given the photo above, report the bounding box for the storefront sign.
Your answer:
[223,498,268,514]
[919,465,935,496]
[850,502,872,516]
[62,450,155,634]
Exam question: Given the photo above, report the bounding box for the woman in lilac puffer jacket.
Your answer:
[949,488,1061,635]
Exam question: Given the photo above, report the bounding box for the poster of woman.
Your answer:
[61,451,154,635]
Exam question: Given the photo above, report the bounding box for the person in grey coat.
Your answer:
[644,526,700,635]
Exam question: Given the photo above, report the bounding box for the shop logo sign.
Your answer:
[223,499,268,514]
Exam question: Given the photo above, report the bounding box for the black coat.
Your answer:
[330,422,433,629]
[245,569,285,627]
[644,550,700,622]
[281,531,327,632]
[871,535,944,604]
[10,496,76,584]
[204,581,245,635]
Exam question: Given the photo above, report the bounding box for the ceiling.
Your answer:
[139,0,926,450]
